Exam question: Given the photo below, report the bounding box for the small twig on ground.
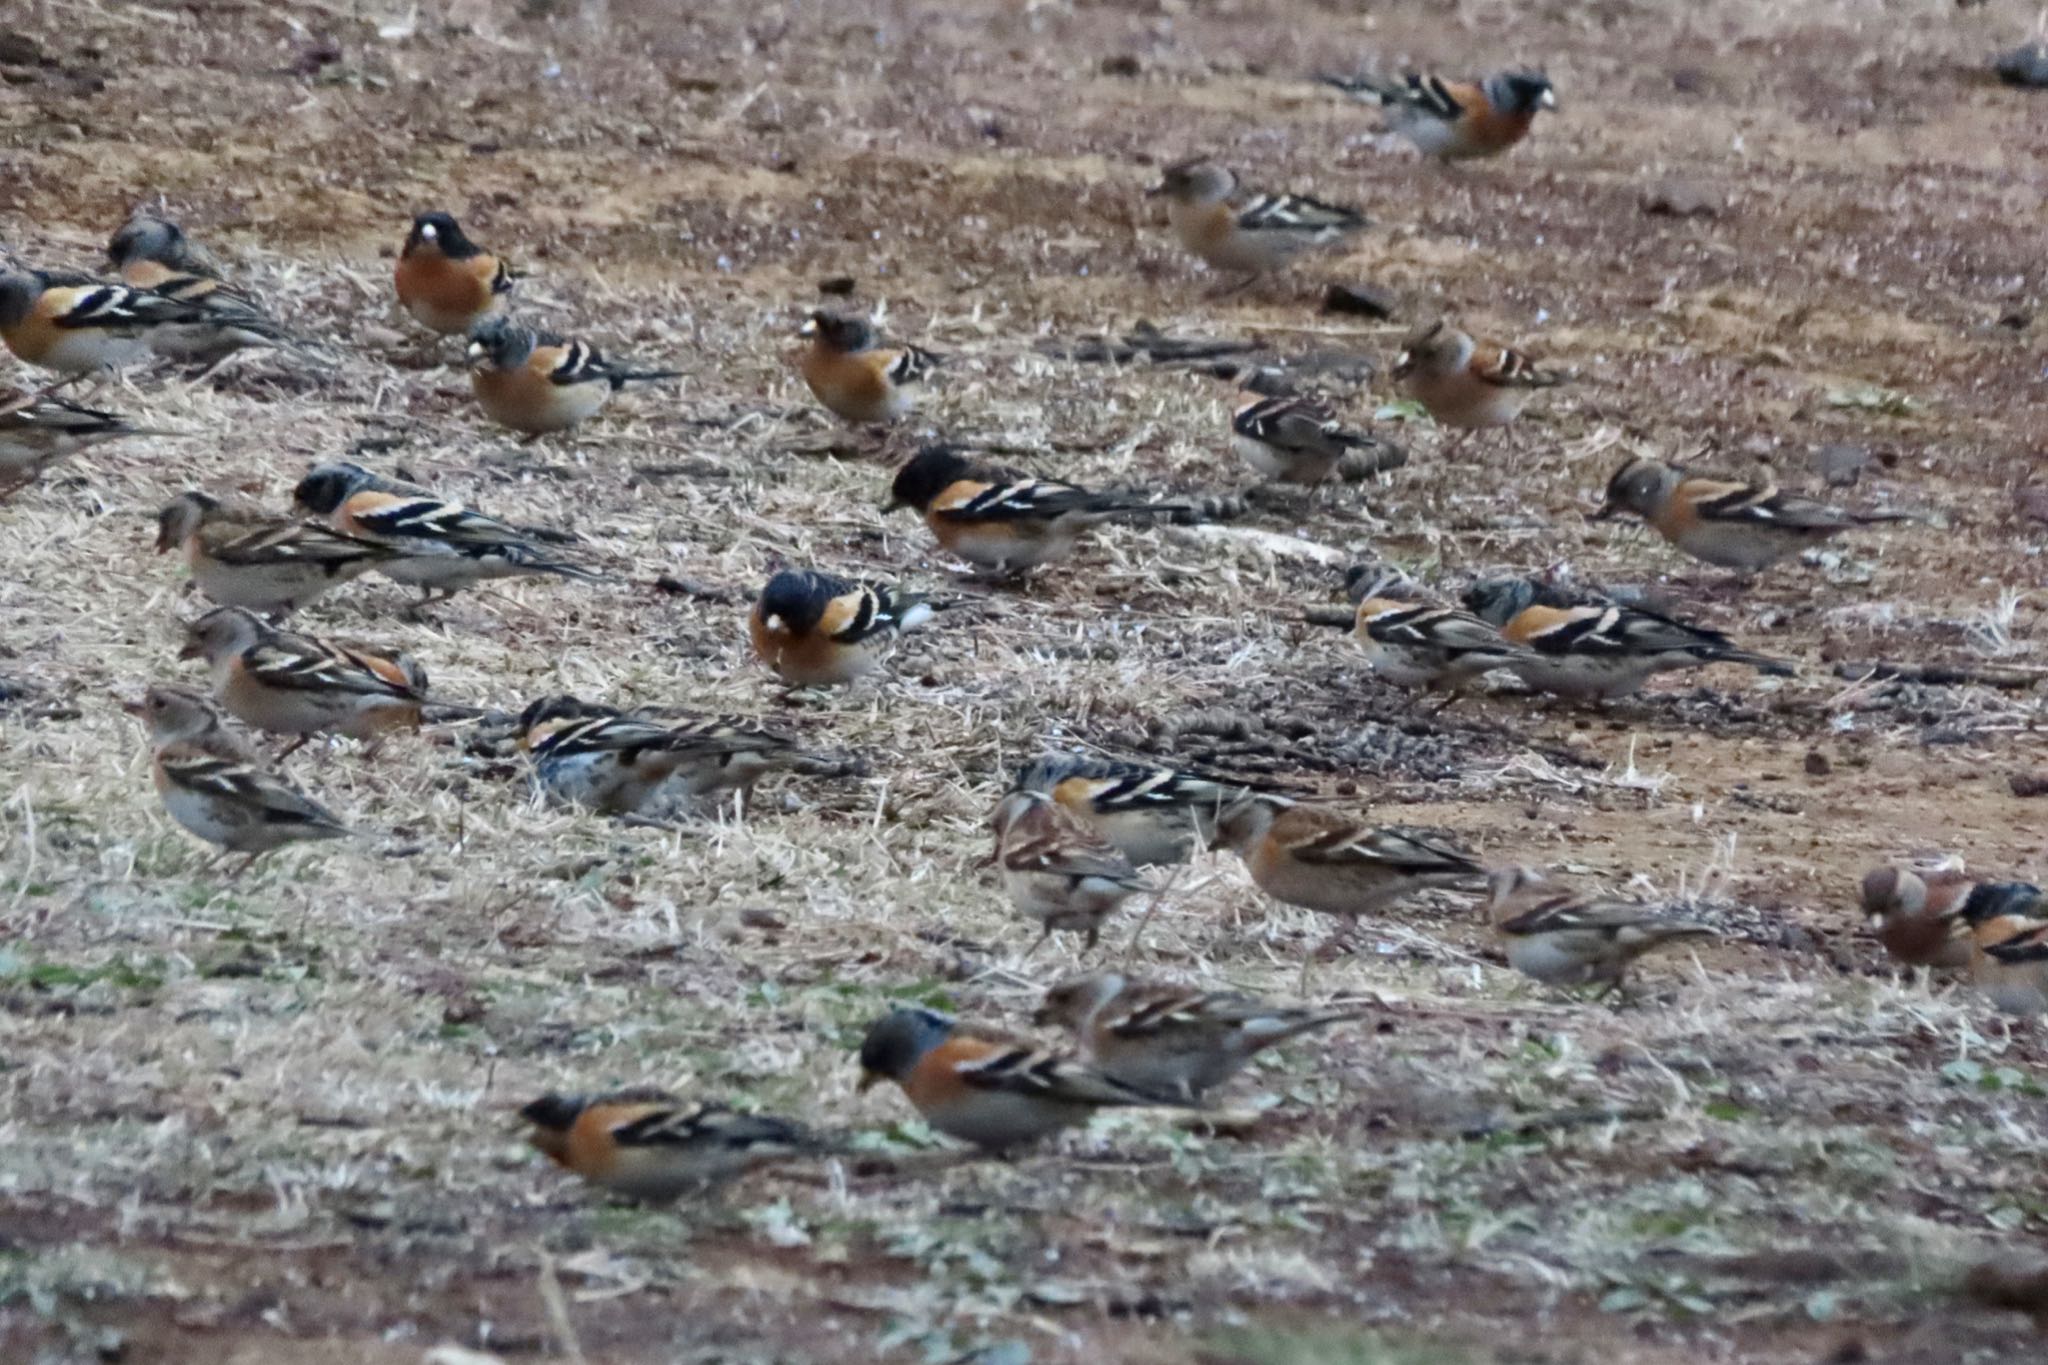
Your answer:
[536,1251,588,1365]
[1458,1104,1667,1141]
[1123,863,1187,958]
[653,573,740,603]
[1832,660,2046,690]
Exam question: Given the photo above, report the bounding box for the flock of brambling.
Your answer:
[3,55,2037,1201]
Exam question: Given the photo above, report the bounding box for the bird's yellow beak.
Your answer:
[176,637,202,662]
[798,318,819,339]
[1539,88,1559,111]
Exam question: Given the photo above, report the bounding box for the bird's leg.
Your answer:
[225,852,262,881]
[275,735,311,762]
[1206,271,1259,300]
[617,813,685,833]
[1121,865,1182,959]
[401,587,454,624]
[1300,920,1357,995]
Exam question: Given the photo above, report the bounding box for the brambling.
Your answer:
[1462,577,1794,700]
[1860,858,1974,972]
[521,1090,817,1200]
[989,789,1149,953]
[1209,796,1485,941]
[856,1006,1187,1150]
[1033,970,1373,1101]
[1230,393,1387,487]
[748,568,932,688]
[1960,882,2048,1017]
[180,606,427,758]
[0,388,166,498]
[1010,754,1255,868]
[0,269,209,374]
[155,490,400,617]
[1595,457,1911,574]
[1350,595,1530,697]
[104,214,299,362]
[106,213,223,286]
[885,445,1187,575]
[1486,867,1715,997]
[124,684,351,875]
[465,317,681,436]
[395,212,516,335]
[795,310,940,424]
[516,694,803,816]
[291,461,604,607]
[1391,321,1561,432]
[1148,159,1367,289]
[1323,69,1556,162]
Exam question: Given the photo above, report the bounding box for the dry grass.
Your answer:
[4,0,2048,1361]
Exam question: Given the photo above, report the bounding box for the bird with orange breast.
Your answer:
[795,310,939,425]
[1148,159,1367,292]
[856,1006,1190,1150]
[394,212,517,336]
[466,317,680,436]
[1595,456,1910,575]
[1321,69,1557,162]
[747,568,931,688]
[520,1090,818,1200]
[1462,577,1793,701]
[1391,321,1561,441]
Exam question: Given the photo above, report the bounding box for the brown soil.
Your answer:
[3,0,2047,1362]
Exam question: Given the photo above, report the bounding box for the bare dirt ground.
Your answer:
[4,0,2048,1361]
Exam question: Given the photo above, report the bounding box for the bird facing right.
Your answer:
[1321,69,1556,162]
